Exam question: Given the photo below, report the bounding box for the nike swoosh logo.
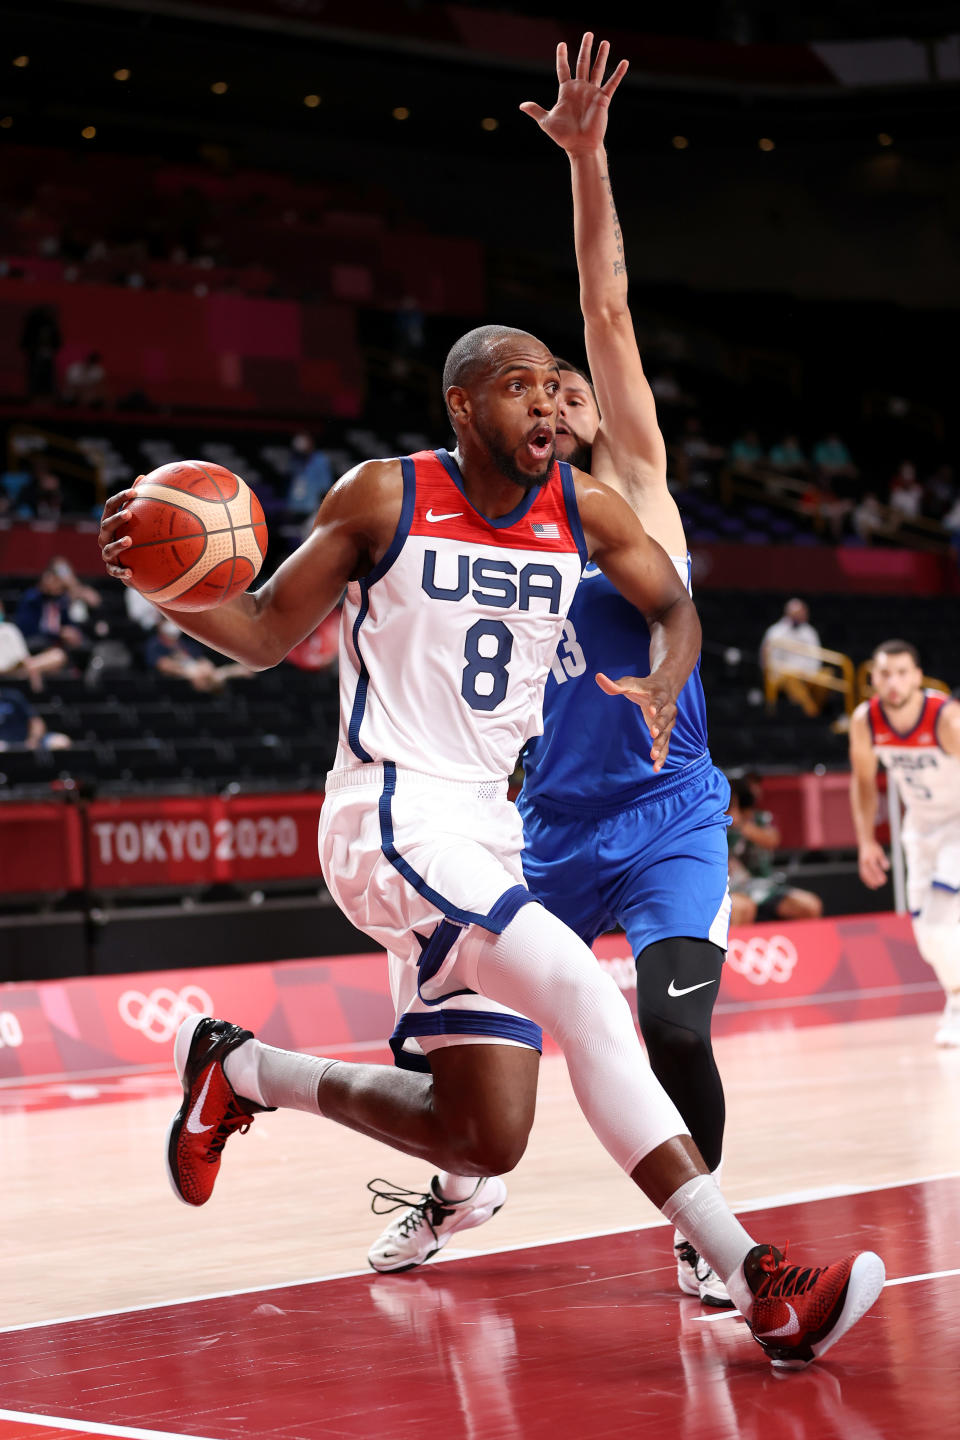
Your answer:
[185,1067,216,1133]
[580,565,603,580]
[756,1303,800,1338]
[425,509,463,523]
[667,978,718,998]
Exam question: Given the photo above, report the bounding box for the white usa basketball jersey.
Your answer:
[869,691,960,833]
[333,448,587,784]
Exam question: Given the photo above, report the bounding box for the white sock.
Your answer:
[224,1039,339,1115]
[662,1175,754,1316]
[436,1172,482,1203]
[674,1161,724,1251]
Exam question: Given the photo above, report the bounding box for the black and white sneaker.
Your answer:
[675,1232,735,1308]
[367,1175,507,1273]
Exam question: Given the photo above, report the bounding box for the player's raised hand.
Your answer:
[596,671,677,771]
[858,840,891,890]
[98,484,138,582]
[519,32,629,156]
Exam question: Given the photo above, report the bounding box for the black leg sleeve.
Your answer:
[635,936,726,1173]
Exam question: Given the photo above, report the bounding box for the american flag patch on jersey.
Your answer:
[531,521,560,538]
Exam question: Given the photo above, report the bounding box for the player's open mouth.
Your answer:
[525,427,554,462]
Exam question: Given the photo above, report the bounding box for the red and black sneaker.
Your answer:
[165,1014,272,1207]
[744,1243,885,1368]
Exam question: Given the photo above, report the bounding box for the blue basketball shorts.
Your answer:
[517,755,732,959]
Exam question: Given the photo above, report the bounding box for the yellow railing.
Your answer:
[717,463,952,555]
[7,424,106,505]
[764,637,857,715]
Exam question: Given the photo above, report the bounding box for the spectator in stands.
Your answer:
[923,463,956,522]
[0,687,70,752]
[767,433,809,477]
[19,456,64,521]
[13,560,100,664]
[124,586,161,630]
[760,598,829,718]
[394,295,426,356]
[812,432,858,489]
[146,618,252,693]
[888,461,923,521]
[649,368,692,414]
[800,477,853,542]
[726,777,822,925]
[63,351,107,408]
[19,305,62,402]
[675,414,725,490]
[729,428,764,474]
[0,600,67,691]
[287,433,333,518]
[852,493,887,546]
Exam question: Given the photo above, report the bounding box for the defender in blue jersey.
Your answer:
[368,35,732,1305]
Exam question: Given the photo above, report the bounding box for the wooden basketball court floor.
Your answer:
[2,1004,958,1440]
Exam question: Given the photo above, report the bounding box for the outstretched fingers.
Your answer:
[556,40,571,84]
[589,38,610,86]
[602,57,629,98]
[575,31,593,80]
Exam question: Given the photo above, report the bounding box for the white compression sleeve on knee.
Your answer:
[460,902,687,1174]
[913,919,960,992]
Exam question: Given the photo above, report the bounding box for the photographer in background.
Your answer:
[727,777,822,925]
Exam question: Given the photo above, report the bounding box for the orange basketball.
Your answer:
[123,460,267,612]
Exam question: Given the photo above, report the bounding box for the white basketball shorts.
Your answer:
[904,820,960,921]
[318,762,542,1070]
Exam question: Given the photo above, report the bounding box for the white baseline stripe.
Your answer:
[1,1170,956,1337]
[0,1408,223,1439]
[695,1267,960,1323]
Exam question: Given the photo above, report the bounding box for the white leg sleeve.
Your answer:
[458,902,688,1174]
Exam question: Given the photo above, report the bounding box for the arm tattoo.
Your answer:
[602,172,626,277]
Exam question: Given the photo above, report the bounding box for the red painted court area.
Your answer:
[1,1178,957,1440]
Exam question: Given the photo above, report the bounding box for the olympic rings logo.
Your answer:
[118,985,214,1043]
[726,935,799,986]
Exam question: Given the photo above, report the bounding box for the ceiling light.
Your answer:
[481,117,498,131]
[877,132,893,147]
[392,106,410,121]
[672,135,689,150]
[304,94,320,108]
[13,56,29,69]
[758,136,775,152]
[81,125,97,140]
[114,68,131,82]
[211,81,228,95]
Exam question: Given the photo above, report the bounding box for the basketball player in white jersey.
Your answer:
[850,638,960,1045]
[368,34,732,1307]
[100,279,883,1377]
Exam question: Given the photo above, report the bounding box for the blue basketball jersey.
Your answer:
[520,557,711,814]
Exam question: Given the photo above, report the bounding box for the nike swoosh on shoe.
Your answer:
[756,1303,800,1338]
[185,1067,216,1134]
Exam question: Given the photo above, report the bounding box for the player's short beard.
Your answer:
[479,422,554,492]
[562,436,593,473]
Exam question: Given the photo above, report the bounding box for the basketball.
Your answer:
[122,460,268,612]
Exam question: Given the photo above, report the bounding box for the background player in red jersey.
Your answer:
[850,639,960,1045]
